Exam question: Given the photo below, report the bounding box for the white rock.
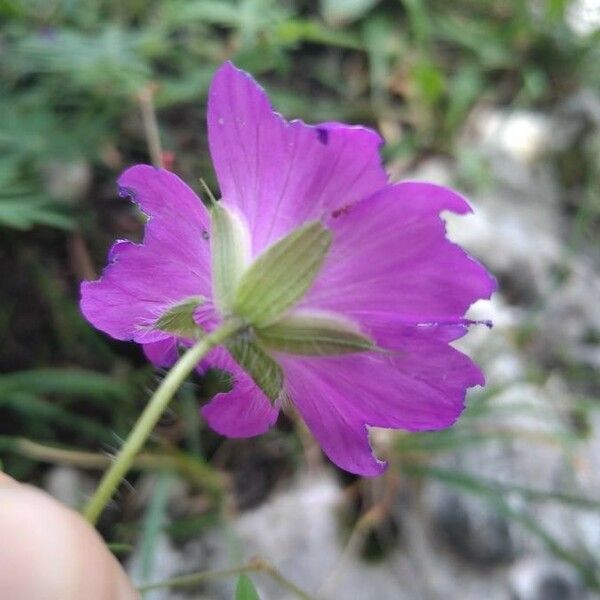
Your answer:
[510,557,587,600]
[566,0,600,36]
[470,108,554,165]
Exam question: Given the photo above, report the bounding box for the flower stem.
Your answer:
[137,558,314,600]
[83,319,242,525]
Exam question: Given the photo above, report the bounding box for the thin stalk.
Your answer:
[137,558,314,600]
[138,84,163,168]
[83,319,242,525]
[0,436,224,495]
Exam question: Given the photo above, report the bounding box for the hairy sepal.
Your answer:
[155,296,205,337]
[257,312,375,356]
[211,203,251,313]
[232,221,332,327]
[226,337,284,402]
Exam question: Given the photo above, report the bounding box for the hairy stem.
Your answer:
[83,319,241,525]
[137,558,314,600]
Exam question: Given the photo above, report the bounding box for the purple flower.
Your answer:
[81,62,495,476]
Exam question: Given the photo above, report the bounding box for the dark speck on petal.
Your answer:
[332,204,351,218]
[201,228,210,241]
[316,127,329,145]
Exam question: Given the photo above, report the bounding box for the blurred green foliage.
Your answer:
[235,574,261,600]
[1,0,597,229]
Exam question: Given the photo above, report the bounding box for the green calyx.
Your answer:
[224,312,374,402]
[232,220,332,328]
[226,335,284,401]
[155,296,206,337]
[256,312,375,356]
[184,209,376,402]
[210,205,331,327]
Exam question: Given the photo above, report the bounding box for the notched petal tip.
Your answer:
[355,426,389,477]
[468,361,486,389]
[115,164,209,229]
[117,164,155,201]
[107,239,137,263]
[392,181,474,215]
[117,185,136,202]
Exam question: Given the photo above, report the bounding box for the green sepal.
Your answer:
[257,312,375,356]
[232,221,332,327]
[210,202,250,312]
[155,296,205,337]
[226,336,284,402]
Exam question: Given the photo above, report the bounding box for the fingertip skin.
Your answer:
[0,472,15,485]
[0,483,139,600]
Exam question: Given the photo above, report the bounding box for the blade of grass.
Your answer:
[138,471,173,593]
[0,436,224,496]
[0,369,129,407]
[1,391,115,442]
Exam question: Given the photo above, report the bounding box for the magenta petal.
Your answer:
[80,167,212,342]
[118,165,212,265]
[143,338,179,368]
[207,62,388,254]
[300,182,496,348]
[277,332,483,476]
[199,347,280,438]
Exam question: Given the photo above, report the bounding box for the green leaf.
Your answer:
[211,203,251,312]
[227,338,283,401]
[0,391,115,443]
[0,369,129,406]
[257,311,374,355]
[233,221,332,327]
[235,574,261,600]
[401,0,431,48]
[0,187,75,231]
[155,296,205,337]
